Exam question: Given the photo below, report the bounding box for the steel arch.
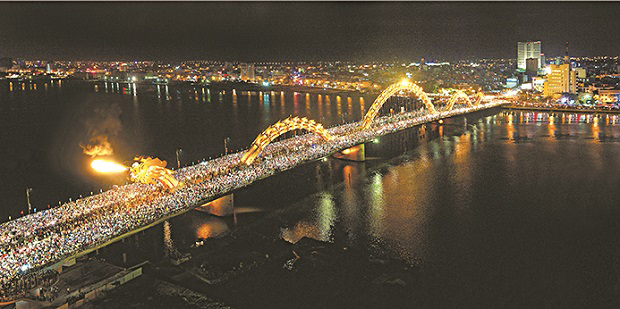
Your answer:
[240,116,333,165]
[360,80,436,129]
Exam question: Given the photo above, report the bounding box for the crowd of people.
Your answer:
[0,100,502,301]
[0,269,58,303]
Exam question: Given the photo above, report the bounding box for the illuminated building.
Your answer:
[517,41,542,71]
[240,63,255,81]
[532,76,546,92]
[224,61,233,72]
[543,63,576,97]
[575,67,587,91]
[598,89,620,103]
[505,77,518,89]
[575,68,586,80]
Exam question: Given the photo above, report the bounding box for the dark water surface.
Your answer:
[3,80,620,306]
[117,109,620,307]
[235,110,620,307]
[0,80,371,219]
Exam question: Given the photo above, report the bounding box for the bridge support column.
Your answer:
[418,124,427,140]
[196,194,235,216]
[333,144,365,162]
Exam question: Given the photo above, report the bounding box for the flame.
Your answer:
[81,136,114,157]
[91,159,128,173]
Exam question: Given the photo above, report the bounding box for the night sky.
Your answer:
[0,2,618,62]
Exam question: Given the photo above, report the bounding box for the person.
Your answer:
[1,100,497,284]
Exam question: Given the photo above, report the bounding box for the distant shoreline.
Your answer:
[504,105,620,114]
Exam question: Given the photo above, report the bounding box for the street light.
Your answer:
[26,188,33,215]
[176,148,182,168]
[224,137,230,155]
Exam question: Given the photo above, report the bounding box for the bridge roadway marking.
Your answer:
[41,103,505,271]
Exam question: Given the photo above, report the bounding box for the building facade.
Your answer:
[517,41,542,71]
[598,89,620,103]
[543,63,576,97]
[525,58,539,79]
[240,63,255,82]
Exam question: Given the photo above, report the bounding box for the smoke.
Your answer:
[81,135,114,157]
[80,104,123,157]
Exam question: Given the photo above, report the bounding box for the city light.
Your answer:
[1,2,619,306]
[504,90,518,97]
[0,76,502,298]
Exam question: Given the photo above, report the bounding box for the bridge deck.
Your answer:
[0,101,505,292]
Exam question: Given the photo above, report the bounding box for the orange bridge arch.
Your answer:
[473,92,484,105]
[444,90,473,111]
[240,116,333,165]
[361,80,436,130]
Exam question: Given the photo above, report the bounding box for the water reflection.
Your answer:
[196,221,227,239]
[294,92,300,115]
[8,79,620,295]
[341,164,361,242]
[326,95,331,117]
[367,172,385,240]
[258,110,620,268]
[336,95,342,120]
[305,93,311,115]
[318,94,323,120]
[360,97,365,118]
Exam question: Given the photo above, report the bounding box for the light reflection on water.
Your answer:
[0,80,374,219]
[224,109,620,272]
[5,79,620,298]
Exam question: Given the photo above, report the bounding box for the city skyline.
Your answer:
[3,2,620,307]
[1,2,619,62]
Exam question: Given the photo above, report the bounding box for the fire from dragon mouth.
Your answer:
[90,159,128,173]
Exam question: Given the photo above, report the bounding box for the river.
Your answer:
[2,80,620,306]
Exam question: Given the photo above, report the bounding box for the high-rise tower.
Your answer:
[517,41,542,71]
[240,63,255,82]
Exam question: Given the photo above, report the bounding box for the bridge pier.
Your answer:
[333,144,365,162]
[196,194,235,216]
